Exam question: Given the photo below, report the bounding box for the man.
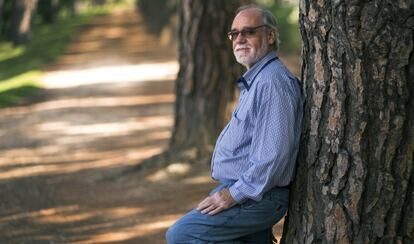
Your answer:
[166,4,303,243]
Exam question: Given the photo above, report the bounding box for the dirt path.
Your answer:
[0,10,286,243]
[0,10,216,244]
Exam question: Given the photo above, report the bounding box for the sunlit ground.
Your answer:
[0,10,285,244]
[1,60,178,181]
[0,10,199,244]
[0,61,214,243]
[42,61,178,88]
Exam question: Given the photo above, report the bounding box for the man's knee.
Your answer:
[166,221,190,244]
[165,224,178,243]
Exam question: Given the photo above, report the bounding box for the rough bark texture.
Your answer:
[170,0,245,156]
[10,0,38,44]
[283,0,414,243]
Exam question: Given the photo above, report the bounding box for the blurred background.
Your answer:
[0,0,300,243]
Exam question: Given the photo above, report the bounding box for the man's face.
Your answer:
[231,9,273,69]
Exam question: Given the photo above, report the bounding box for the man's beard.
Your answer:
[233,39,269,68]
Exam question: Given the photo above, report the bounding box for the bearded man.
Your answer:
[166,4,303,243]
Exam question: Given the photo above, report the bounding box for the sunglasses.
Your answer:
[227,24,268,41]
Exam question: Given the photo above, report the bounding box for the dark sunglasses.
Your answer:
[227,24,268,41]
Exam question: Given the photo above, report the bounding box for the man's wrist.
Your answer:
[219,188,236,207]
[228,185,247,204]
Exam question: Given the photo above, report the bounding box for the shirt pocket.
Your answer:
[221,108,249,152]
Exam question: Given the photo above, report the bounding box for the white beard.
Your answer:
[233,39,269,68]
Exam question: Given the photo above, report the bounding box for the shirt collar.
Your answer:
[236,51,278,90]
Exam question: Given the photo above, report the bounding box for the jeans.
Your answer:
[166,181,289,243]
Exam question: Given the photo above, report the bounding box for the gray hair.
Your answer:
[236,4,280,51]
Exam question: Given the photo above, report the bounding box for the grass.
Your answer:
[0,4,125,108]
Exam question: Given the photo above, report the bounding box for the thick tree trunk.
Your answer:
[170,0,245,156]
[283,0,414,243]
[10,0,38,45]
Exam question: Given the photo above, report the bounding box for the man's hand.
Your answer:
[196,188,237,215]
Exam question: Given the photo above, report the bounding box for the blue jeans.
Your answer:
[166,181,289,243]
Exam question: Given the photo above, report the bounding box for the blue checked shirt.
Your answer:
[211,51,303,203]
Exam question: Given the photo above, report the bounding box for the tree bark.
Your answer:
[282,0,414,243]
[10,0,38,45]
[170,0,245,157]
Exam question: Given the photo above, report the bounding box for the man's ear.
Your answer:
[268,29,276,45]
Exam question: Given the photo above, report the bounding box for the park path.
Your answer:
[0,10,215,244]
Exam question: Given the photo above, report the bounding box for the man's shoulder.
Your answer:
[256,61,298,89]
[266,59,297,81]
[253,60,302,101]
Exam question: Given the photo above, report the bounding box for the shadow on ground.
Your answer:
[0,9,292,244]
[0,63,216,243]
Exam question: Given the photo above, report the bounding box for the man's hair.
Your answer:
[235,4,280,51]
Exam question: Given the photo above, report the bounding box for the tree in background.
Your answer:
[169,0,246,160]
[1,1,15,40]
[0,0,103,44]
[0,0,3,34]
[282,0,413,243]
[59,0,79,17]
[9,0,38,45]
[135,0,177,36]
[257,0,300,55]
[37,0,59,24]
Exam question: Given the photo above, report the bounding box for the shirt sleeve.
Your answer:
[228,83,299,203]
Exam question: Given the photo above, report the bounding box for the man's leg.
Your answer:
[166,184,288,243]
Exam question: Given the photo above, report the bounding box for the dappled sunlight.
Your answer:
[37,115,172,136]
[0,7,219,244]
[42,61,178,88]
[65,40,106,53]
[146,163,192,182]
[0,205,80,223]
[72,214,181,244]
[1,148,128,164]
[0,94,174,116]
[34,212,94,224]
[0,146,163,180]
[53,129,171,145]
[33,206,144,225]
[44,10,176,71]
[183,175,214,185]
[102,26,128,39]
[1,205,147,237]
[0,115,172,180]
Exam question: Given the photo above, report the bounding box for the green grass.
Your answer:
[0,8,112,108]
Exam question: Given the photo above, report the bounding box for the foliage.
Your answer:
[0,0,135,107]
[0,9,105,107]
[256,0,300,54]
[0,15,90,107]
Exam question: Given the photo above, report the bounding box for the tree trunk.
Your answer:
[282,0,414,243]
[10,0,38,45]
[170,0,245,157]
[0,0,4,35]
[67,0,77,16]
[38,0,59,24]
